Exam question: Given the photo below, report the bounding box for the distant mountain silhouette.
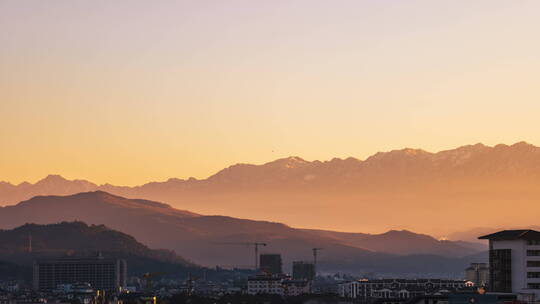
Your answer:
[301,229,486,256]
[1,142,539,235]
[0,192,485,276]
[446,225,540,243]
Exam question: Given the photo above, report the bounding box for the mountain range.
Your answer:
[0,191,486,277]
[1,142,539,235]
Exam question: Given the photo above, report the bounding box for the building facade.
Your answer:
[33,256,127,292]
[292,261,315,281]
[479,229,540,300]
[247,275,311,296]
[338,279,468,300]
[259,254,282,275]
[282,280,311,296]
[247,276,284,295]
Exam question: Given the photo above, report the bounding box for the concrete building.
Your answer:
[259,254,282,275]
[292,261,315,281]
[406,293,518,304]
[33,256,127,292]
[247,275,311,296]
[479,229,540,300]
[247,275,284,295]
[338,279,468,300]
[282,280,311,296]
[465,263,489,287]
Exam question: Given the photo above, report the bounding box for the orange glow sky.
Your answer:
[1,0,540,186]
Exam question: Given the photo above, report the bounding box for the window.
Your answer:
[527,272,540,278]
[527,283,540,289]
[528,240,540,246]
[527,250,540,256]
[527,261,540,267]
[490,249,512,293]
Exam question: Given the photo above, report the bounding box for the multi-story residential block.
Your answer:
[247,274,311,296]
[247,276,284,295]
[479,229,540,300]
[259,254,282,275]
[33,256,127,292]
[292,261,315,281]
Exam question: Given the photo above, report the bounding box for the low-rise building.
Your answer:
[338,279,468,300]
[282,280,311,296]
[247,276,284,295]
[247,275,311,296]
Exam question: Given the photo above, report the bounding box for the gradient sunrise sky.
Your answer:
[1,0,539,186]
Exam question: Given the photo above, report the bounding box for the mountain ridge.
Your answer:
[2,141,537,188]
[1,141,540,235]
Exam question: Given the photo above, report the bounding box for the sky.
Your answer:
[1,0,540,186]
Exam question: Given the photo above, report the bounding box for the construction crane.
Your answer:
[312,248,323,276]
[216,242,267,270]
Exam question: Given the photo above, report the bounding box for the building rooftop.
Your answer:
[478,229,540,241]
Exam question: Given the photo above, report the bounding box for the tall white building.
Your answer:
[479,230,540,300]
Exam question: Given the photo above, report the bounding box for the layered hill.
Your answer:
[0,192,485,276]
[0,221,197,280]
[1,142,539,235]
[301,229,486,256]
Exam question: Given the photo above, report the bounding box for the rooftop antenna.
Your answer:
[313,248,323,276]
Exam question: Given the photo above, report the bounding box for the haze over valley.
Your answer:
[0,191,488,277]
[2,141,539,236]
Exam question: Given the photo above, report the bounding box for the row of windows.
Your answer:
[348,283,464,288]
[527,261,540,267]
[527,272,540,278]
[528,283,540,289]
[527,250,540,256]
[528,240,540,246]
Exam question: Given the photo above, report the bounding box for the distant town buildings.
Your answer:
[247,275,284,295]
[247,275,311,297]
[338,279,468,300]
[282,279,312,296]
[247,254,313,296]
[479,229,540,301]
[18,228,540,303]
[33,256,127,292]
[259,254,282,275]
[292,261,315,281]
[465,263,489,287]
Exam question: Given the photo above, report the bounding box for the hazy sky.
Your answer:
[1,0,540,186]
